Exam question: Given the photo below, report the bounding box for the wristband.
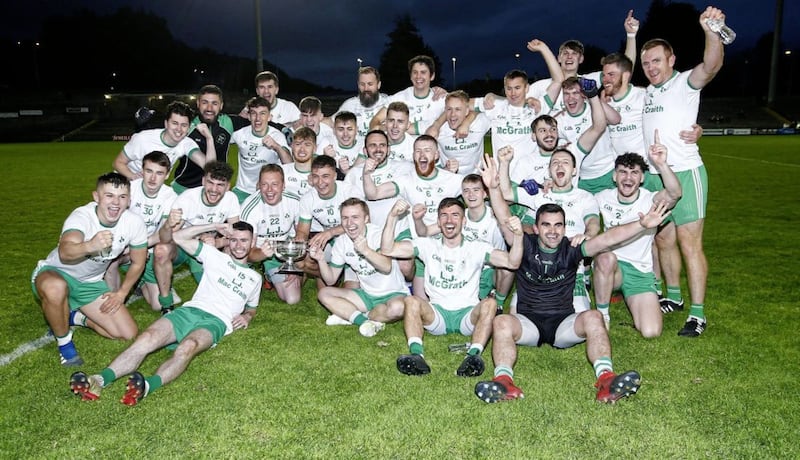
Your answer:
[627,33,636,38]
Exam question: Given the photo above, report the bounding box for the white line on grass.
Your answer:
[704,152,800,168]
[0,270,192,367]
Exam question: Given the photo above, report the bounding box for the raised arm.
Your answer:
[411,203,439,237]
[576,85,609,153]
[487,216,524,270]
[495,146,516,201]
[623,10,640,66]
[189,123,217,167]
[381,199,415,258]
[173,222,231,256]
[354,235,393,275]
[648,129,682,206]
[528,39,564,107]
[362,158,399,200]
[688,6,726,89]
[112,151,139,180]
[307,242,342,286]
[481,154,515,246]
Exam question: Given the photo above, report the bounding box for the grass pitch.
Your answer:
[0,136,798,458]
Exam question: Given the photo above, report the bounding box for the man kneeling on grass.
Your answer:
[69,222,261,406]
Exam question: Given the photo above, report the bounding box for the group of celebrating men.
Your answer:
[31,7,727,406]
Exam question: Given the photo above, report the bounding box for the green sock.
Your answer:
[666,286,683,302]
[593,357,613,378]
[596,303,610,317]
[689,303,705,319]
[158,292,174,308]
[409,342,424,355]
[145,375,162,394]
[494,366,513,379]
[495,293,507,306]
[100,368,117,387]
[467,344,484,356]
[349,312,368,326]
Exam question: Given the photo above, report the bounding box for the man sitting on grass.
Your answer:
[474,156,669,403]
[69,221,261,406]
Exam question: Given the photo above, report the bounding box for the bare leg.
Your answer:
[152,328,214,386]
[35,271,70,337]
[656,221,682,289]
[153,243,177,299]
[676,219,707,306]
[490,314,523,370]
[625,293,663,338]
[468,297,497,347]
[573,310,611,364]
[107,318,176,377]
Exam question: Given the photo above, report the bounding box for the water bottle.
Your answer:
[705,18,736,45]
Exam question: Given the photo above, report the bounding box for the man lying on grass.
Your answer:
[69,222,261,406]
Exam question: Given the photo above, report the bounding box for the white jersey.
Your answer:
[270,98,301,125]
[239,191,300,246]
[595,188,657,272]
[607,85,647,158]
[527,71,602,114]
[298,181,364,232]
[232,126,289,195]
[129,179,177,238]
[280,163,311,201]
[313,123,338,158]
[483,99,540,183]
[335,93,390,140]
[555,102,615,180]
[387,87,445,134]
[40,202,147,283]
[323,138,364,169]
[345,160,413,229]
[388,134,417,164]
[173,186,240,227]
[182,243,261,336]
[437,113,491,174]
[643,70,702,172]
[395,169,464,238]
[464,206,506,250]
[414,236,494,310]
[512,186,598,237]
[330,223,406,297]
[122,129,200,176]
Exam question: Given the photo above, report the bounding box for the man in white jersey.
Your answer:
[325,111,363,176]
[426,90,490,175]
[363,135,464,297]
[526,10,640,111]
[328,66,389,141]
[106,152,178,311]
[498,148,600,312]
[371,55,448,135]
[241,164,302,305]
[380,101,417,164]
[555,76,621,193]
[241,71,300,125]
[295,155,364,283]
[281,127,316,201]
[381,197,523,377]
[296,96,338,159]
[345,130,413,230]
[231,96,291,203]
[593,135,682,337]
[483,39,562,184]
[69,221,261,406]
[150,162,240,314]
[310,198,407,337]
[601,52,702,313]
[113,101,216,180]
[32,173,147,367]
[640,6,726,337]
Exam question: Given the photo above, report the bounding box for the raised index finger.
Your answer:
[653,129,660,145]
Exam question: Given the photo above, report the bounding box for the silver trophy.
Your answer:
[273,240,308,274]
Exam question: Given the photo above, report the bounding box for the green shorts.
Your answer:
[508,203,536,227]
[30,265,109,311]
[578,170,615,194]
[232,187,252,204]
[479,266,495,299]
[671,165,708,226]
[165,306,227,345]
[432,304,474,335]
[618,260,657,298]
[142,247,203,284]
[354,289,407,311]
[171,182,188,195]
[642,171,664,192]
